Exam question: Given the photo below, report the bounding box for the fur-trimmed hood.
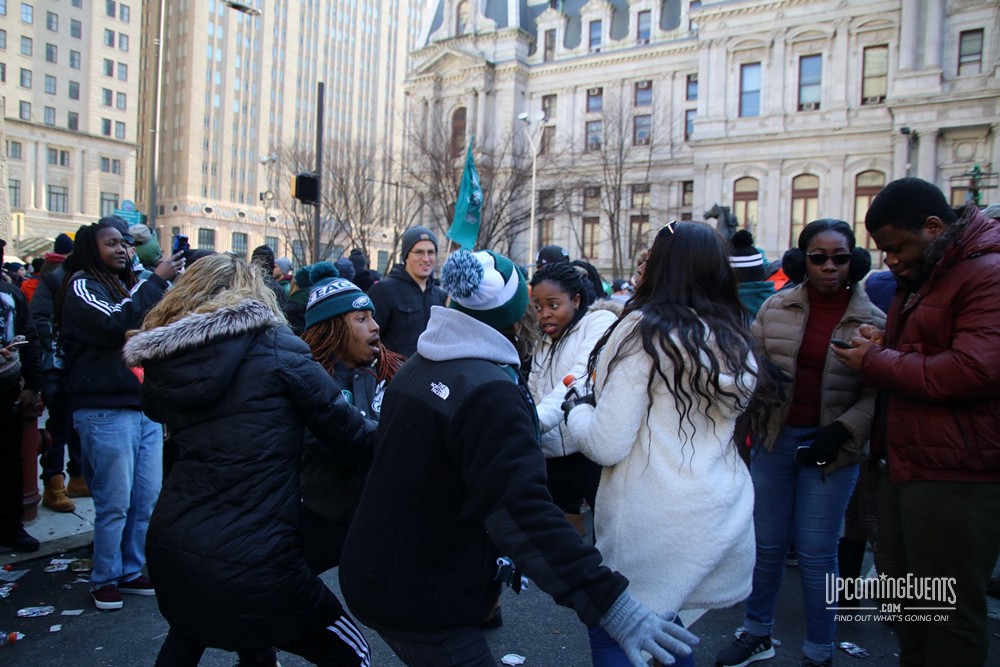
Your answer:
[123,299,282,367]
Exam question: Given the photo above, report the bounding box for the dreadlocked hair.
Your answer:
[301,315,405,383]
[54,222,138,341]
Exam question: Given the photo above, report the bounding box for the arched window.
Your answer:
[854,170,885,251]
[456,1,469,36]
[790,174,819,245]
[733,176,759,237]
[451,107,467,159]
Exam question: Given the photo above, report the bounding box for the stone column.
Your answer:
[34,141,46,210]
[923,0,944,69]
[899,0,918,71]
[916,129,939,183]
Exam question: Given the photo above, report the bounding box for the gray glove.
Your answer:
[598,592,698,667]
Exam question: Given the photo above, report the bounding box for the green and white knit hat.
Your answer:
[305,261,374,329]
[441,250,528,332]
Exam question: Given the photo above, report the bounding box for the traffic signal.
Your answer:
[291,173,320,205]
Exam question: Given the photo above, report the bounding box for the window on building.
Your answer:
[542,94,557,120]
[7,141,22,159]
[686,73,699,101]
[854,170,885,250]
[538,189,556,217]
[45,42,57,63]
[633,114,651,145]
[69,50,80,69]
[119,33,128,51]
[733,177,759,237]
[540,125,555,155]
[112,159,121,174]
[634,80,652,106]
[120,4,130,22]
[958,29,983,76]
[790,174,820,245]
[950,187,971,207]
[582,216,600,259]
[72,0,82,6]
[685,109,696,140]
[103,59,114,76]
[100,192,119,217]
[587,87,603,113]
[45,10,56,30]
[101,118,112,136]
[861,45,888,104]
[117,62,127,80]
[19,68,31,88]
[682,180,694,207]
[198,228,216,251]
[116,92,127,110]
[43,106,55,125]
[585,120,603,150]
[9,179,21,209]
[68,112,79,131]
[47,148,70,166]
[0,0,5,16]
[543,29,556,62]
[631,183,650,209]
[106,0,116,17]
[44,74,55,93]
[21,2,32,24]
[584,186,601,211]
[451,107,467,159]
[102,88,113,106]
[0,28,5,49]
[589,20,602,50]
[19,101,30,120]
[629,215,649,254]
[71,19,81,38]
[740,63,761,117]
[231,232,248,259]
[48,185,69,213]
[20,35,32,56]
[68,80,79,99]
[100,157,111,172]
[1,63,5,83]
[114,121,126,139]
[798,54,822,111]
[104,29,115,46]
[637,10,651,42]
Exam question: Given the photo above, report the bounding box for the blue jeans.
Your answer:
[588,618,695,667]
[744,425,857,663]
[74,408,163,590]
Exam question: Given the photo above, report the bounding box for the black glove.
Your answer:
[801,421,851,466]
[561,393,595,424]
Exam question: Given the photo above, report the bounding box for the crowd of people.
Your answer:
[0,176,998,667]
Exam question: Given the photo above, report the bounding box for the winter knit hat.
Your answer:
[441,249,529,332]
[53,233,74,255]
[335,258,356,282]
[349,248,369,272]
[251,245,276,272]
[129,224,163,265]
[729,230,765,282]
[294,264,314,290]
[536,244,569,268]
[305,261,375,329]
[99,216,134,245]
[275,257,293,276]
[400,226,438,262]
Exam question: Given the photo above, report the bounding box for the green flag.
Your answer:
[447,138,482,250]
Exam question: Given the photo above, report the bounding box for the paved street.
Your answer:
[3,532,999,666]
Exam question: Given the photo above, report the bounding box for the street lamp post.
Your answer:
[517,111,545,273]
[259,153,277,244]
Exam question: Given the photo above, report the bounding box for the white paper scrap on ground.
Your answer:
[501,654,526,666]
[49,624,62,632]
[61,609,85,616]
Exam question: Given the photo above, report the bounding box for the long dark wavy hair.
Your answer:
[586,221,777,449]
[54,221,138,341]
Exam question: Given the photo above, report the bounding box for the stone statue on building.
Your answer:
[705,204,739,243]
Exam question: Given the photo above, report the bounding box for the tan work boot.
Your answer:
[43,475,76,513]
[67,476,91,498]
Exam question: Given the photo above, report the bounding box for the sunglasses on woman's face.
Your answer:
[806,252,852,266]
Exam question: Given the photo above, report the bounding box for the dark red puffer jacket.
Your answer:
[863,206,1000,483]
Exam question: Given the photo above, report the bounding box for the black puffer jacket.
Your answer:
[123,299,375,650]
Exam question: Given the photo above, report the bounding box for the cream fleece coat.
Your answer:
[567,311,756,613]
[529,305,618,459]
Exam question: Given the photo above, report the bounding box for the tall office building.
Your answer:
[135,0,425,268]
[1,0,142,253]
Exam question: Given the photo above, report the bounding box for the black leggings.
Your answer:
[154,612,371,667]
[545,452,601,514]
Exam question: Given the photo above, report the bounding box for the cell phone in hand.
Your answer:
[830,338,852,349]
[794,445,815,467]
[172,234,190,255]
